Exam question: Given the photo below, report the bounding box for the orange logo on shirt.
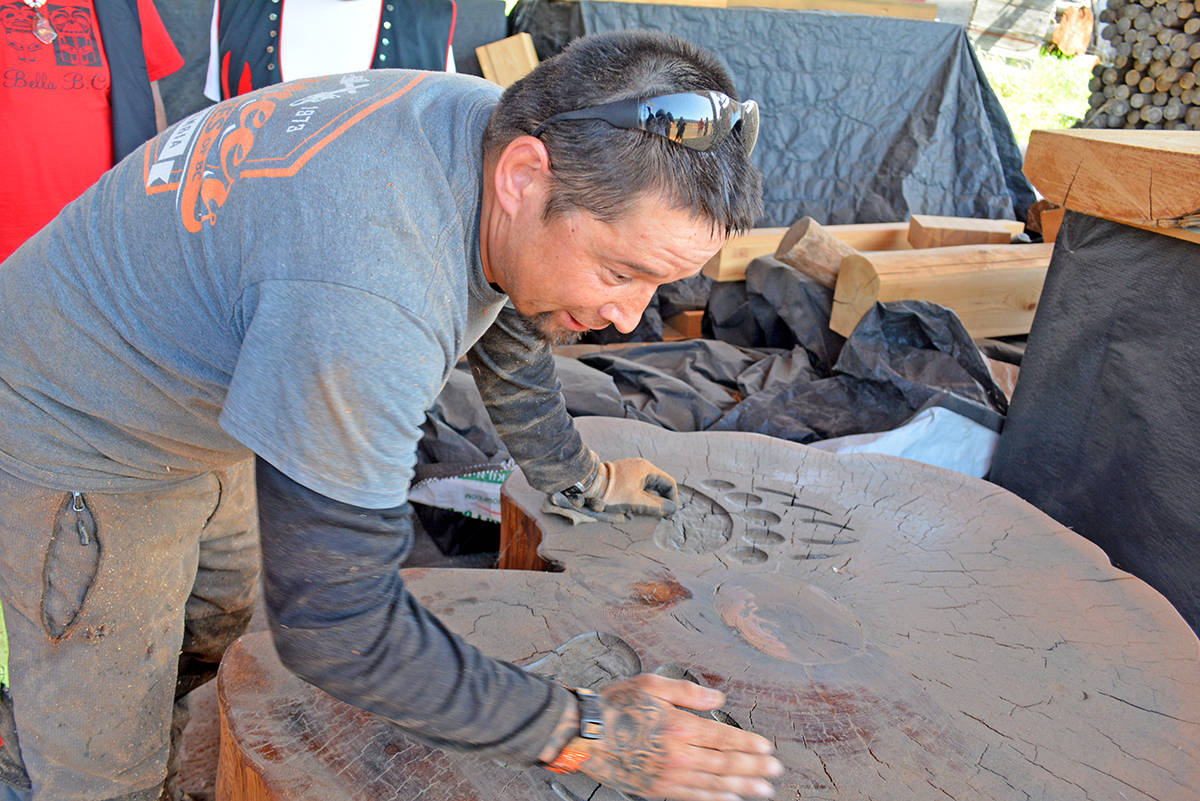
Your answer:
[143,72,430,234]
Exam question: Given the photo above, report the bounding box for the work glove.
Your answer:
[586,458,678,517]
[545,455,678,524]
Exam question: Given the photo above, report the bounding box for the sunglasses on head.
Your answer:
[531,90,759,157]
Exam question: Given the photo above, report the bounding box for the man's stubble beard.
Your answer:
[525,311,585,346]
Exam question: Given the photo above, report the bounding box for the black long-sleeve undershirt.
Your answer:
[254,457,571,762]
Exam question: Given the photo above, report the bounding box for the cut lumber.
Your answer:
[1040,205,1066,242]
[701,227,788,281]
[830,243,1055,338]
[825,221,913,251]
[476,33,539,88]
[774,217,859,288]
[663,310,704,340]
[906,214,1024,248]
[703,222,913,282]
[1023,129,1200,244]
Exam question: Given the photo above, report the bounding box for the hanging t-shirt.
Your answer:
[0,0,183,262]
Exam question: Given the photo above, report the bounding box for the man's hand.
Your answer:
[581,674,782,801]
[587,458,678,517]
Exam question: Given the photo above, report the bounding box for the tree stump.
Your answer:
[218,419,1200,801]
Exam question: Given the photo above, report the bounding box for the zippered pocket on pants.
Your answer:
[41,492,101,639]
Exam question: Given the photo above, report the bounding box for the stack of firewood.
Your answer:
[1090,0,1200,128]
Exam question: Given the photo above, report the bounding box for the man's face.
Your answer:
[499,194,725,344]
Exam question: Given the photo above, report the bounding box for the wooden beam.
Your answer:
[1023,130,1200,240]
[830,243,1056,338]
[703,222,912,283]
[663,310,704,339]
[825,221,913,252]
[1040,206,1065,243]
[906,215,1024,249]
[701,227,787,281]
[476,33,539,88]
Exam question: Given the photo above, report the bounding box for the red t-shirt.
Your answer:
[0,0,183,261]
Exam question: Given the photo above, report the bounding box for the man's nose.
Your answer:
[599,286,656,333]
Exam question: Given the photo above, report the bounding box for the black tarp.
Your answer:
[513,0,1035,227]
[422,262,1006,455]
[990,212,1200,634]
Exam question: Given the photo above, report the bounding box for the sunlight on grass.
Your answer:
[977,50,1095,151]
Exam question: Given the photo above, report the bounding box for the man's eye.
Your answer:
[608,270,631,284]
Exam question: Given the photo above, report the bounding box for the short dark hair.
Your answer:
[482,31,763,235]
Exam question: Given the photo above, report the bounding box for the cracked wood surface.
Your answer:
[217,418,1200,801]
[1023,130,1200,244]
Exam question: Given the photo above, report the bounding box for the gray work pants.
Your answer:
[0,460,260,801]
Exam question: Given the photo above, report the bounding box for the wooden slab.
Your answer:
[830,242,1054,338]
[906,215,1024,248]
[218,419,1199,801]
[1023,129,1200,244]
[476,33,539,88]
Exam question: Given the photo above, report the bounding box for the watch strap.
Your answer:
[574,687,604,739]
[561,455,603,504]
[543,736,592,774]
[543,688,605,774]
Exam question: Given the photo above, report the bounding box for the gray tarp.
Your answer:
[572,2,1035,226]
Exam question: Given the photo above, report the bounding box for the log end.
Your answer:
[830,254,880,337]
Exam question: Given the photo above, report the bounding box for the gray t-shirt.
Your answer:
[0,70,508,508]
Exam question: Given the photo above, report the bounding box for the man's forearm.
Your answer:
[254,457,573,762]
[468,307,595,492]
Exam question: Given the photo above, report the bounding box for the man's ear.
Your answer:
[492,135,552,218]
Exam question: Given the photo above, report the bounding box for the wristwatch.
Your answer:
[543,687,605,774]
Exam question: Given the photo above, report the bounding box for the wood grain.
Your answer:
[830,242,1054,337]
[1023,129,1200,240]
[218,418,1200,801]
[476,33,539,88]
[662,310,704,339]
[701,227,788,281]
[906,214,1024,248]
[703,222,912,283]
[774,216,859,288]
